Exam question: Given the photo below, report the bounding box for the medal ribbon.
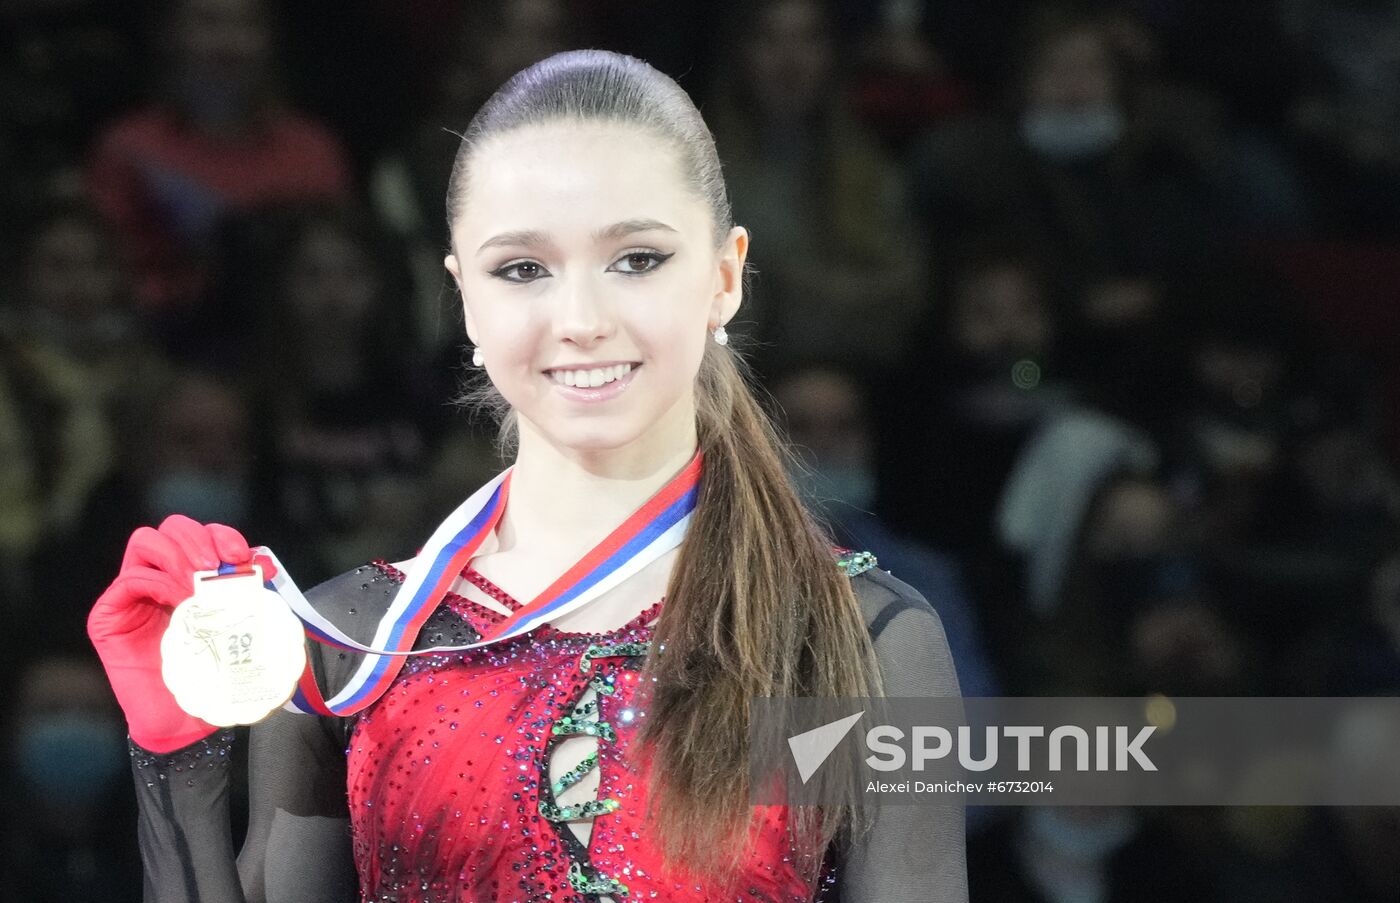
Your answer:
[255,452,702,716]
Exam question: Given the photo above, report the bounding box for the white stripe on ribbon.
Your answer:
[258,470,692,714]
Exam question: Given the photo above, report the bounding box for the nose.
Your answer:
[551,272,615,348]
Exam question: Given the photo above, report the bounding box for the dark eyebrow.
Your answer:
[593,218,679,242]
[475,219,678,256]
[476,229,550,255]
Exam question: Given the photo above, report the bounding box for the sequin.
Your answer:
[833,549,878,577]
[325,562,832,901]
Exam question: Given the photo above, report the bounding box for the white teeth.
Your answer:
[550,363,634,388]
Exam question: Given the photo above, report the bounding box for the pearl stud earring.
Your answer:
[472,347,484,367]
[712,325,729,347]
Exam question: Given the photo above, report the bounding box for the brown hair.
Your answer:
[445,50,882,887]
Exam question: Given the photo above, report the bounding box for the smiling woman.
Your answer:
[87,49,966,903]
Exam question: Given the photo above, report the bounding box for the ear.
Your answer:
[445,253,479,344]
[709,226,749,329]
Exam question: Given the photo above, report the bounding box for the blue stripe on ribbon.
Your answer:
[334,482,507,710]
[493,483,698,636]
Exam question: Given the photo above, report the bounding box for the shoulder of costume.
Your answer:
[297,557,481,707]
[833,547,942,641]
[300,559,408,631]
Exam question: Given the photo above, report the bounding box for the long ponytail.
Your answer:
[447,49,884,888]
[638,343,882,883]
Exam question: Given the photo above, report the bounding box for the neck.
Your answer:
[500,402,699,549]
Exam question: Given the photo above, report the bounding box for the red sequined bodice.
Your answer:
[345,562,818,902]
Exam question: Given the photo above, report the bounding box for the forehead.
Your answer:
[453,121,709,241]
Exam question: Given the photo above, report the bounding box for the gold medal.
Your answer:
[160,565,307,726]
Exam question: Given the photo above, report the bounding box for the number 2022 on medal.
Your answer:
[161,565,308,727]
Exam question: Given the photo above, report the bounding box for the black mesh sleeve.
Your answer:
[128,565,398,903]
[130,731,244,903]
[129,562,485,902]
[838,567,969,903]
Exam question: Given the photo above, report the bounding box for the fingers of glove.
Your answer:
[121,526,198,582]
[115,567,193,607]
[206,522,254,565]
[208,523,279,580]
[90,567,191,631]
[250,551,279,582]
[158,514,220,571]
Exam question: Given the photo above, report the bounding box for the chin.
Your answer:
[533,415,652,454]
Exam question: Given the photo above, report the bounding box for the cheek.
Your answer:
[634,281,712,363]
[464,295,535,352]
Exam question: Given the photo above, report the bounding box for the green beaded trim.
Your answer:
[589,672,618,696]
[578,640,651,674]
[835,549,878,577]
[550,750,599,795]
[551,716,616,743]
[539,796,621,821]
[570,699,598,720]
[568,860,630,896]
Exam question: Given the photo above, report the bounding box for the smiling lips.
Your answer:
[546,362,637,388]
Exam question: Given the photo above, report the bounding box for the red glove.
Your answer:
[87,514,279,752]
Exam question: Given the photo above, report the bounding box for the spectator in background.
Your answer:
[370,0,574,350]
[883,242,1072,561]
[0,654,140,903]
[1228,381,1400,669]
[1280,0,1400,234]
[1166,272,1306,597]
[773,364,1000,699]
[249,206,431,579]
[997,408,1187,692]
[909,6,1303,299]
[705,0,926,375]
[86,0,350,315]
[0,0,146,232]
[1054,272,1191,433]
[0,205,166,598]
[844,0,975,152]
[29,369,273,644]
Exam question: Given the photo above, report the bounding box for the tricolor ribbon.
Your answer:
[254,452,702,717]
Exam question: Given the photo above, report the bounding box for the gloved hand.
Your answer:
[87,514,278,752]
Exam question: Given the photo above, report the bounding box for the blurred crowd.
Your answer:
[1,0,1398,901]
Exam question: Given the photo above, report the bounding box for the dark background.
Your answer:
[1,0,1397,900]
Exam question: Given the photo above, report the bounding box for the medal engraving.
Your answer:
[161,566,307,726]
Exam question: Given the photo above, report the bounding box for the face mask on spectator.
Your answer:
[145,471,251,525]
[18,713,126,807]
[1020,104,1124,161]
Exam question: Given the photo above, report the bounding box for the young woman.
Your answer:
[87,50,966,902]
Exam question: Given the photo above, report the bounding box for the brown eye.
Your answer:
[611,250,673,275]
[491,260,549,283]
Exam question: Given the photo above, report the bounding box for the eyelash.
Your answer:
[488,250,674,284]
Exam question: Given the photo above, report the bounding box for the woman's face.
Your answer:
[285,223,378,335]
[1026,27,1118,111]
[742,0,833,118]
[446,121,747,456]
